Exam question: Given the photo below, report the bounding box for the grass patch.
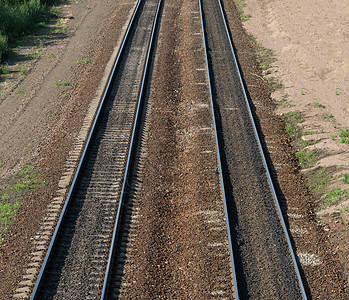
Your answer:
[315,102,325,109]
[0,165,46,243]
[0,201,20,242]
[55,80,70,87]
[0,63,10,74]
[324,113,334,119]
[234,0,251,22]
[321,187,345,209]
[0,0,49,60]
[338,128,349,144]
[24,52,40,60]
[19,67,26,75]
[343,174,349,184]
[281,110,304,139]
[50,27,69,34]
[296,149,321,168]
[308,168,333,195]
[267,77,282,91]
[74,58,90,65]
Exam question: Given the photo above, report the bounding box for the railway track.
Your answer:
[199,0,307,298]
[24,0,309,298]
[30,0,162,298]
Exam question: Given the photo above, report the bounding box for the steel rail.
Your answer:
[198,0,239,298]
[100,0,162,297]
[214,0,308,298]
[30,0,143,298]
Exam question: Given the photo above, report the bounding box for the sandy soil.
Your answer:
[243,0,349,286]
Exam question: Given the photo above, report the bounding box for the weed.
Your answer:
[315,102,325,109]
[0,165,46,243]
[234,0,251,21]
[0,202,20,243]
[301,89,306,95]
[55,18,64,27]
[55,81,70,87]
[303,131,317,135]
[24,53,39,60]
[19,68,26,75]
[281,110,304,139]
[336,89,340,96]
[268,77,283,91]
[308,168,333,195]
[321,188,345,208]
[338,128,349,144]
[0,0,46,60]
[276,95,290,108]
[18,87,24,94]
[343,174,349,184]
[241,14,251,22]
[74,59,90,65]
[51,28,69,34]
[324,113,334,119]
[296,149,321,168]
[62,93,68,98]
[297,139,310,149]
[0,63,10,75]
[39,41,44,50]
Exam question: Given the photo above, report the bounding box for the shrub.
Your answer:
[0,0,45,60]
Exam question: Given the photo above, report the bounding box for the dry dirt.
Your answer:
[243,0,349,288]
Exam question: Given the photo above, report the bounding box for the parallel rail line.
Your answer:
[30,0,161,297]
[199,0,307,298]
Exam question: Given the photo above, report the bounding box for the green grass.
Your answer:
[19,67,26,75]
[281,110,304,139]
[315,102,325,109]
[55,81,70,87]
[0,0,48,60]
[338,128,349,144]
[308,168,333,195]
[296,149,321,168]
[24,52,40,60]
[0,165,46,243]
[321,188,345,209]
[74,58,90,65]
[324,113,334,119]
[50,27,69,34]
[0,63,10,74]
[234,0,251,21]
[0,201,20,242]
[343,174,349,184]
[268,77,283,91]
